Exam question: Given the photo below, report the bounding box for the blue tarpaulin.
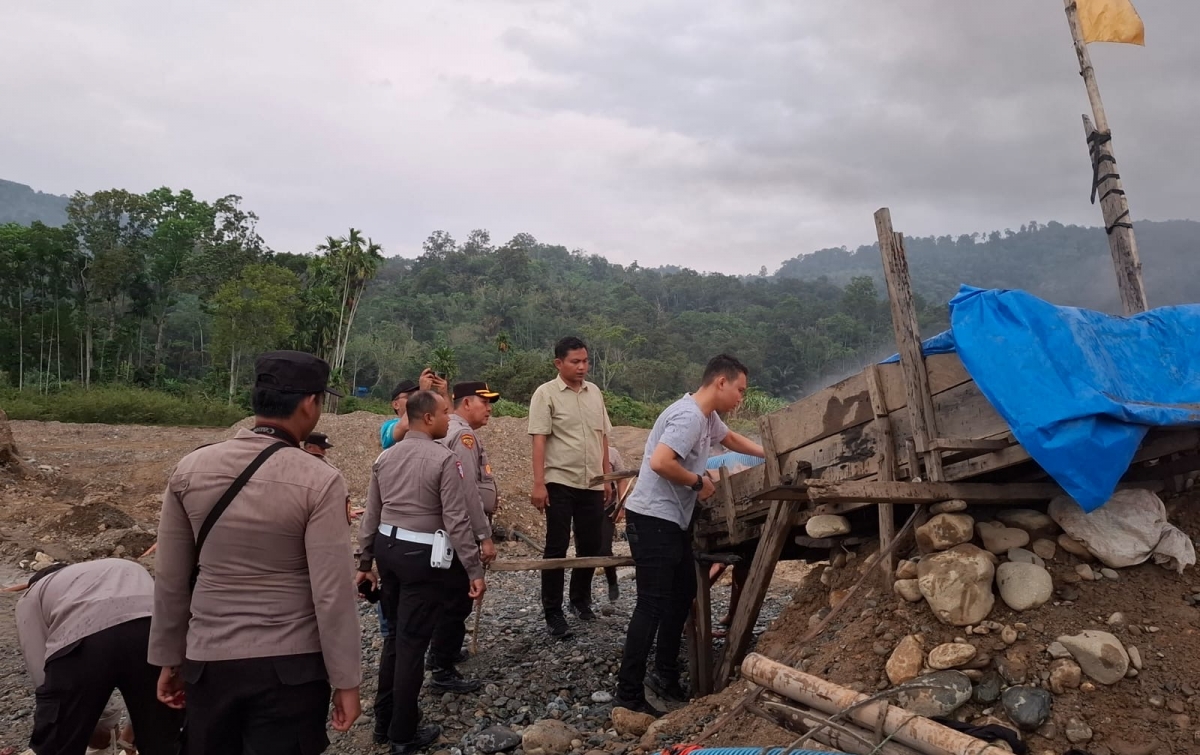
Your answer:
[883,285,1200,512]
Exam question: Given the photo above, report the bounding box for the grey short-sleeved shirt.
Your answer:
[626,394,729,530]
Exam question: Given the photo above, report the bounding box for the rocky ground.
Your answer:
[0,415,798,754]
[5,414,1200,755]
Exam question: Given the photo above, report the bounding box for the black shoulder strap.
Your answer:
[190,441,288,591]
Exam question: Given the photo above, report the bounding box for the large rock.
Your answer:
[995,562,1053,611]
[1001,686,1052,731]
[995,508,1060,539]
[927,643,978,670]
[917,544,996,626]
[610,708,655,737]
[1049,659,1083,694]
[806,515,851,539]
[896,671,973,717]
[477,726,522,754]
[1031,538,1057,561]
[976,521,1030,554]
[886,634,925,685]
[1057,534,1096,561]
[522,720,579,755]
[896,559,919,580]
[1058,630,1130,685]
[916,513,975,552]
[1005,547,1045,567]
[972,670,1003,704]
[893,579,923,603]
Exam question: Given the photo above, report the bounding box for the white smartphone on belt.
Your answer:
[430,529,454,569]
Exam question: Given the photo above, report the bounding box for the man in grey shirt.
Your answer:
[614,354,765,714]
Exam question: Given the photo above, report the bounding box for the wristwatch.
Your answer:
[689,474,705,491]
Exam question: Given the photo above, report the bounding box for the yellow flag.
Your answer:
[1077,0,1145,45]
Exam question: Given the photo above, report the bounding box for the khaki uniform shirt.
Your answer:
[149,429,362,690]
[442,413,495,541]
[358,430,485,581]
[528,376,612,490]
[17,559,154,689]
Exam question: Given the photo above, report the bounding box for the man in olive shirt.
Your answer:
[356,390,488,754]
[150,351,362,754]
[528,336,612,639]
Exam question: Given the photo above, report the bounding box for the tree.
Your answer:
[314,229,384,393]
[211,264,301,401]
[495,332,511,365]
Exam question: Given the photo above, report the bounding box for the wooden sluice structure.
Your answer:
[684,208,1200,696]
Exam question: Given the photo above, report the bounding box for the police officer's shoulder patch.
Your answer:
[455,460,465,478]
[461,434,475,449]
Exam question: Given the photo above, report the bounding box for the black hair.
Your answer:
[406,390,442,424]
[701,354,750,386]
[28,562,70,588]
[554,336,588,361]
[252,387,321,418]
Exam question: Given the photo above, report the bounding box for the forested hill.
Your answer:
[1,180,1198,409]
[0,179,69,226]
[776,219,1200,313]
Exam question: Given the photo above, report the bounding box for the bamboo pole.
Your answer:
[741,654,1013,755]
[1063,0,1147,315]
[752,699,924,755]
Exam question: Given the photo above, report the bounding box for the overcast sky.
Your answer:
[2,1,1195,274]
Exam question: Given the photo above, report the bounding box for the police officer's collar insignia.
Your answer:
[461,434,475,449]
[455,460,465,479]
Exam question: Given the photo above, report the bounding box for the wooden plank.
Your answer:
[768,353,972,456]
[490,556,634,571]
[876,209,942,480]
[718,466,739,542]
[927,437,1011,452]
[714,499,800,690]
[760,413,783,487]
[865,363,897,584]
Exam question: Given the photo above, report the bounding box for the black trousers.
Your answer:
[600,509,619,587]
[541,483,605,614]
[616,511,696,701]
[31,617,183,755]
[181,653,331,755]
[374,533,469,743]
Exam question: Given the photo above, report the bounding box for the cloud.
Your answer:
[1,0,1195,273]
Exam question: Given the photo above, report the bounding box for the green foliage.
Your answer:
[492,398,528,419]
[0,385,247,426]
[337,396,393,416]
[602,393,666,429]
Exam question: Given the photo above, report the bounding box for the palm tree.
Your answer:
[495,331,511,365]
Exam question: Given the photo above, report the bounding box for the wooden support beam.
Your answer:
[865,364,897,584]
[688,558,714,696]
[713,499,800,690]
[490,556,633,571]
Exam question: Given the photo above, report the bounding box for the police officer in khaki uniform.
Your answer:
[150,350,362,754]
[356,390,487,755]
[426,381,501,673]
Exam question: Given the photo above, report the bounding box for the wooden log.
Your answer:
[753,699,924,755]
[489,556,633,571]
[587,471,639,486]
[741,653,1013,755]
[713,499,800,689]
